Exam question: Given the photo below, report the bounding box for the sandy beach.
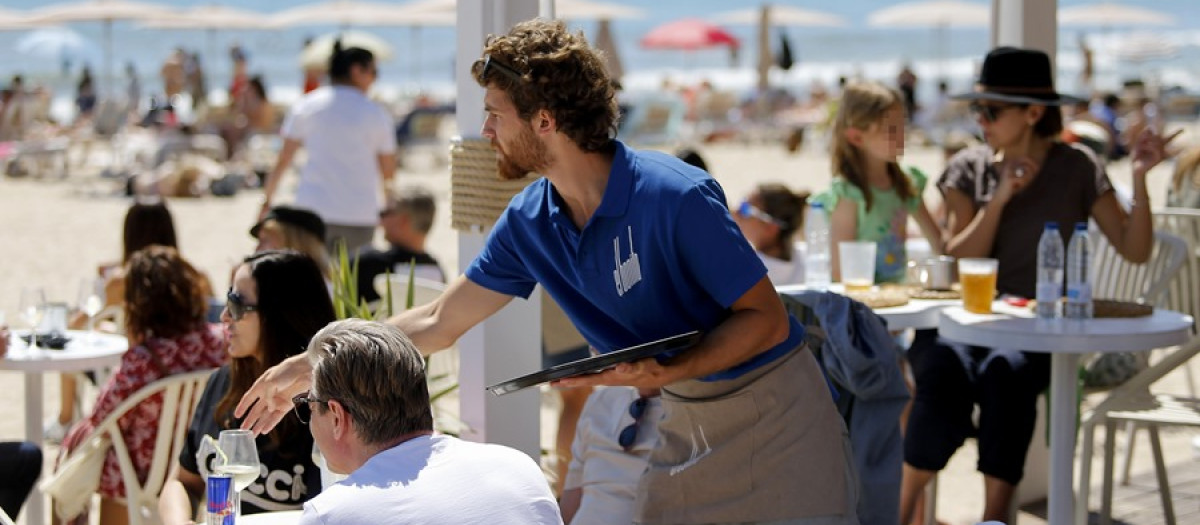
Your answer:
[2,133,1198,524]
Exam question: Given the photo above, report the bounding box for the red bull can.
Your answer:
[207,474,235,525]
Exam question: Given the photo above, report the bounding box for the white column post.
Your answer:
[453,0,543,460]
[992,0,1057,61]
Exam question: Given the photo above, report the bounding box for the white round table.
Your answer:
[1,329,127,525]
[938,304,1193,525]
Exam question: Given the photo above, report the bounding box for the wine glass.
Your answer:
[77,278,104,342]
[19,287,46,354]
[215,429,260,518]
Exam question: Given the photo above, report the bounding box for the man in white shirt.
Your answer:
[262,41,397,254]
[295,319,562,525]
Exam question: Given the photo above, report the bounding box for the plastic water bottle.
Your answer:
[804,202,831,289]
[1065,222,1093,319]
[1035,222,1064,319]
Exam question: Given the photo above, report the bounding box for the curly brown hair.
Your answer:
[470,19,619,153]
[124,246,209,342]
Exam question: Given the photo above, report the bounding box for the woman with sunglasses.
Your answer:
[159,251,333,525]
[56,246,226,525]
[733,183,811,286]
[899,47,1174,524]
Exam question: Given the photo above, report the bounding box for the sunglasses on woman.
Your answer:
[225,290,259,321]
[968,102,1022,123]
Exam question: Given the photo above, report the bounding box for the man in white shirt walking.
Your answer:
[294,319,563,525]
[262,41,396,254]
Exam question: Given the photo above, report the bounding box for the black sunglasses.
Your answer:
[225,290,259,321]
[291,392,330,424]
[968,102,1022,123]
[617,396,649,452]
[481,54,525,83]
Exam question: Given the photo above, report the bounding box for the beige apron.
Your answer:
[635,345,850,524]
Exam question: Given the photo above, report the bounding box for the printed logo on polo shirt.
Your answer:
[613,225,642,297]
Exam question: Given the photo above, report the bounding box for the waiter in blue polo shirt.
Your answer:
[237,19,856,525]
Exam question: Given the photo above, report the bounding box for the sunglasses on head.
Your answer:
[736,201,785,227]
[968,102,1022,123]
[480,54,525,83]
[291,392,330,424]
[225,290,259,321]
[617,396,649,452]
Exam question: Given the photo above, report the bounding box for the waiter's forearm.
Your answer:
[662,279,790,382]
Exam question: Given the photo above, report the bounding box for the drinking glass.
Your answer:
[958,258,999,314]
[838,241,877,292]
[77,278,104,342]
[215,429,260,518]
[19,288,46,353]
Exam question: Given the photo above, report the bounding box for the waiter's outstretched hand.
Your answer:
[235,354,313,435]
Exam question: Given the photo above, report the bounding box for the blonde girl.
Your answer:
[813,81,943,283]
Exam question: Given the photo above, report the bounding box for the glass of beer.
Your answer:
[838,241,877,292]
[958,258,999,313]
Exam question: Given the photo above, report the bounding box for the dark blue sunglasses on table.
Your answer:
[617,396,649,452]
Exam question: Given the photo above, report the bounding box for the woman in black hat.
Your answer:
[899,47,1174,523]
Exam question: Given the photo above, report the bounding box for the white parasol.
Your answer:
[301,30,395,70]
[1059,3,1174,28]
[867,1,990,79]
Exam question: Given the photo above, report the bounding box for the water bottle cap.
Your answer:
[810,202,823,210]
[1044,222,1058,230]
[1074,222,1087,231]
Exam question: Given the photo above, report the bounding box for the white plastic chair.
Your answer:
[1077,231,1195,525]
[1091,230,1188,307]
[372,274,447,315]
[47,369,214,525]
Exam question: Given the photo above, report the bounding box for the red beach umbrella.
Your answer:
[640,18,739,51]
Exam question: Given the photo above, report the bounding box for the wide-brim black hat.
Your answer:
[953,47,1083,106]
[250,206,326,242]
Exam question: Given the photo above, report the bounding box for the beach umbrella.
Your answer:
[27,0,175,96]
[140,5,265,30]
[301,30,395,69]
[715,4,845,93]
[1059,3,1173,28]
[414,0,644,20]
[756,6,772,91]
[269,0,454,29]
[16,26,93,61]
[594,19,624,84]
[867,1,990,79]
[641,18,739,51]
[0,8,41,31]
[866,0,990,28]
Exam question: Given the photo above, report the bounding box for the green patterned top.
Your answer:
[811,166,927,283]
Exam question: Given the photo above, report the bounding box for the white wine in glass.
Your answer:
[78,279,104,341]
[216,429,260,516]
[19,288,46,352]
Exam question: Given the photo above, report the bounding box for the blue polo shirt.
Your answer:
[465,141,803,381]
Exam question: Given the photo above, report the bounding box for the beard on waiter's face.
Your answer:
[496,121,551,180]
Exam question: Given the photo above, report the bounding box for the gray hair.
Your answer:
[306,319,433,444]
[387,186,436,234]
